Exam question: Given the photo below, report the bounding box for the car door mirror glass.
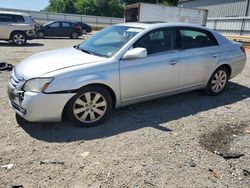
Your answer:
[123,47,147,60]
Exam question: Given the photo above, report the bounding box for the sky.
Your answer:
[0,0,49,11]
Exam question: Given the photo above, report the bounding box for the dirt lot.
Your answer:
[0,37,250,188]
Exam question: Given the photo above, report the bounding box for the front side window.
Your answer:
[0,14,13,22]
[78,26,144,57]
[49,22,60,28]
[180,28,218,49]
[134,28,176,55]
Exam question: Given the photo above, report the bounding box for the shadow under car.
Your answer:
[18,82,250,143]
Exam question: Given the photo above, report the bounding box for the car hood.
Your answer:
[15,47,106,79]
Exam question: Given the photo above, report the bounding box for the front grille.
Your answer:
[9,69,25,89]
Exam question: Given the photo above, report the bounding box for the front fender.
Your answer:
[44,71,121,106]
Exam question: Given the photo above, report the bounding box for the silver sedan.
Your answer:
[8,22,246,127]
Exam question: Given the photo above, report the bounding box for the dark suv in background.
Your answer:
[37,21,83,39]
[0,11,37,45]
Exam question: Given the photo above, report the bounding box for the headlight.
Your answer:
[23,78,53,93]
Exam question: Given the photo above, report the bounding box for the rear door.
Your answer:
[178,27,220,88]
[61,22,72,37]
[120,27,180,100]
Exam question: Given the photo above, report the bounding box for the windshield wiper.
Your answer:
[78,47,109,58]
[81,48,94,55]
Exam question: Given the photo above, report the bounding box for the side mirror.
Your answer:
[123,48,147,60]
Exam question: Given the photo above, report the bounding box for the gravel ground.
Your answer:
[0,37,250,188]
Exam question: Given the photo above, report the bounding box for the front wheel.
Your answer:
[204,66,229,96]
[11,32,27,45]
[66,86,113,127]
[37,31,45,39]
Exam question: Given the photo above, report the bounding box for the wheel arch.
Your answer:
[220,64,232,77]
[61,83,117,120]
[10,30,27,39]
[75,83,117,107]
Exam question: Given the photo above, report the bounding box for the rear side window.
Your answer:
[0,14,13,22]
[13,15,25,23]
[179,28,218,49]
[62,22,70,27]
[134,28,176,55]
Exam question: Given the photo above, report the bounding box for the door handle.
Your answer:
[168,60,178,65]
[211,53,218,58]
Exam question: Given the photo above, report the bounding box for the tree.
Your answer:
[45,0,177,17]
[121,0,178,5]
[75,0,96,15]
[75,0,123,17]
[46,0,76,13]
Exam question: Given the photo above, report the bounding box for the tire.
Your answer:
[82,29,87,34]
[15,113,27,126]
[204,66,229,96]
[71,32,79,39]
[11,32,27,45]
[66,86,113,127]
[37,31,45,39]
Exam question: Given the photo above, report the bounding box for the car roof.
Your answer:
[117,22,208,31]
[0,10,30,16]
[53,20,74,23]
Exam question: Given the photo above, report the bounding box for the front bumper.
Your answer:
[26,29,36,39]
[8,82,75,122]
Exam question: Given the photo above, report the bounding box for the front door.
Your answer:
[120,27,180,101]
[46,22,61,37]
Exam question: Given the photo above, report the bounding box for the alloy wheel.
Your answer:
[71,32,78,39]
[211,70,227,93]
[73,92,107,123]
[13,34,26,45]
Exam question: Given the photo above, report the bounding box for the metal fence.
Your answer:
[0,7,124,26]
[207,17,250,36]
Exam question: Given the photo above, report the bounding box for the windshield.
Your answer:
[78,26,144,57]
[43,21,53,26]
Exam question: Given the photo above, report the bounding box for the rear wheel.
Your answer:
[204,66,229,96]
[11,32,27,45]
[71,32,79,39]
[82,29,87,34]
[66,86,113,127]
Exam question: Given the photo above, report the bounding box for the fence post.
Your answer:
[47,13,49,21]
[240,18,245,36]
[214,19,217,31]
[96,17,98,26]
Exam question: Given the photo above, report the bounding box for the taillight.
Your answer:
[240,46,246,54]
